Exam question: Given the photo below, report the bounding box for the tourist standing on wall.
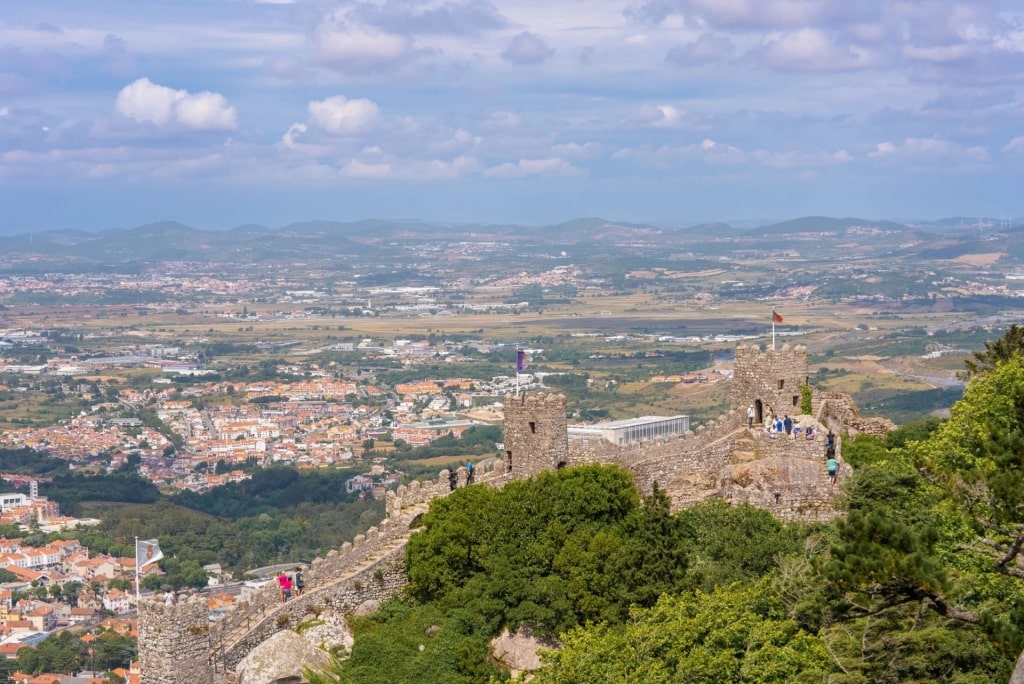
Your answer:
[747,404,754,428]
[278,571,292,602]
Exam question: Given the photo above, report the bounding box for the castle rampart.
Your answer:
[815,390,896,438]
[141,345,886,682]
[138,596,214,684]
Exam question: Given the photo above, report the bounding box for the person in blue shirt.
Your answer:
[827,456,838,484]
[466,460,474,485]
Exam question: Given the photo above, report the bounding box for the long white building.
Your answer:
[568,415,690,446]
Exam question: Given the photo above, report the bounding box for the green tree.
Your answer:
[534,580,832,684]
[963,323,1024,377]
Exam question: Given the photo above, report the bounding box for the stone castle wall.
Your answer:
[213,542,407,670]
[731,344,810,423]
[141,345,887,682]
[138,597,214,684]
[503,393,568,478]
[815,390,896,438]
[568,410,745,502]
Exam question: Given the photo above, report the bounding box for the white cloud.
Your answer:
[500,32,554,65]
[638,104,706,130]
[418,155,481,178]
[902,43,973,63]
[666,33,734,66]
[869,137,989,162]
[484,157,578,178]
[115,78,237,131]
[628,0,827,29]
[551,142,603,159]
[613,138,852,169]
[175,92,238,131]
[994,29,1024,52]
[342,159,392,177]
[315,13,412,72]
[1004,136,1024,156]
[282,123,307,149]
[755,29,885,71]
[869,141,897,158]
[308,96,380,136]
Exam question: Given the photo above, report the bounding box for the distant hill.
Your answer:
[0,215,1015,268]
[753,216,913,235]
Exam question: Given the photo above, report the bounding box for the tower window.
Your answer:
[529,421,536,433]
[778,380,785,390]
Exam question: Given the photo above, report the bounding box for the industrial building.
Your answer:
[567,415,690,446]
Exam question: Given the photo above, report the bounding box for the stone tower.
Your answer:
[502,392,568,478]
[731,344,810,426]
[138,597,214,684]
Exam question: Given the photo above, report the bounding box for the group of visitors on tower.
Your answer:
[749,404,839,484]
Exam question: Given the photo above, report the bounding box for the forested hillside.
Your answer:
[313,351,1024,683]
[0,454,385,585]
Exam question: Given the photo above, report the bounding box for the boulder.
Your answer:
[490,626,560,678]
[1011,647,1024,683]
[299,608,354,653]
[353,598,380,616]
[235,630,331,684]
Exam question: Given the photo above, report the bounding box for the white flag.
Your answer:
[137,538,164,570]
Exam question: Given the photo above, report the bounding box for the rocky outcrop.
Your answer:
[235,631,331,684]
[1011,648,1024,684]
[298,608,354,653]
[490,627,561,679]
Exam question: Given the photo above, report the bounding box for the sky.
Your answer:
[1,0,1024,233]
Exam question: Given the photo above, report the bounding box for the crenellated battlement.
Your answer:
[814,390,896,438]
[732,343,811,428]
[138,596,214,684]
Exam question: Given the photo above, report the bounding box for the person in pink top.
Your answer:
[278,571,292,602]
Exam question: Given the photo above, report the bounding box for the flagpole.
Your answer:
[772,312,776,351]
[135,536,140,603]
[515,347,520,396]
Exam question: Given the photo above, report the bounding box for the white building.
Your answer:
[568,415,690,446]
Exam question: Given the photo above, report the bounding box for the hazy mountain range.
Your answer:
[0,216,1020,267]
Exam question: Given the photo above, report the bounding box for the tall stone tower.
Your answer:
[502,392,568,478]
[731,344,810,425]
[138,597,214,684]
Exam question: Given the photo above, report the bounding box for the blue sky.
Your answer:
[1,0,1023,232]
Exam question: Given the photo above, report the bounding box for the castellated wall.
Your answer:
[731,344,810,422]
[503,393,568,478]
[141,462,513,683]
[212,541,407,671]
[569,410,745,503]
[815,390,897,438]
[138,597,214,684]
[568,407,845,522]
